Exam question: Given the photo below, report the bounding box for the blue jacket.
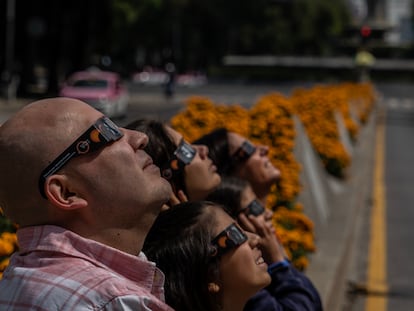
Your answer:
[243,260,323,311]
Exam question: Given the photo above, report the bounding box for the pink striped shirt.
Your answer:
[0,225,174,311]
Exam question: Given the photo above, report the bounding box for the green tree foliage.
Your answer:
[4,0,352,93]
[105,0,351,71]
[291,0,351,55]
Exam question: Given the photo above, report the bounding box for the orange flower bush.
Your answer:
[0,208,18,278]
[276,205,316,271]
[171,96,250,141]
[292,85,351,178]
[342,82,377,125]
[291,83,376,178]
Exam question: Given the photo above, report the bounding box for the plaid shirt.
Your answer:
[0,225,174,311]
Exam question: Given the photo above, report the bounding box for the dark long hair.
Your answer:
[193,127,236,176]
[125,119,187,195]
[143,201,222,311]
[206,176,248,218]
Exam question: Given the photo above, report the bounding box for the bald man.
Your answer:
[0,98,174,310]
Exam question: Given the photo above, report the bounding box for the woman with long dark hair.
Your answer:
[126,119,221,206]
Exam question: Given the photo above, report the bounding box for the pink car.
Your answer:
[59,70,129,118]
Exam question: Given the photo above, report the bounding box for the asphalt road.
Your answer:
[338,86,414,311]
[385,103,414,310]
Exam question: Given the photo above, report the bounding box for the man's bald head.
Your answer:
[0,98,103,225]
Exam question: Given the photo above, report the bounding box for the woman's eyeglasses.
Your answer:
[239,199,265,217]
[211,223,247,257]
[162,139,196,179]
[174,139,196,166]
[232,141,256,162]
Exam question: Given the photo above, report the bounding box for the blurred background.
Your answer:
[1,0,414,97]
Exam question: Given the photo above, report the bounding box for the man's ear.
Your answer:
[45,175,87,210]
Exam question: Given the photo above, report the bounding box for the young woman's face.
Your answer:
[227,132,281,191]
[166,126,221,200]
[212,208,271,302]
[240,184,275,234]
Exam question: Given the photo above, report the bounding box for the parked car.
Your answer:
[131,67,208,88]
[131,67,168,86]
[59,69,129,118]
[176,72,208,87]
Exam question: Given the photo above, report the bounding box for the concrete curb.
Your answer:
[294,115,332,228]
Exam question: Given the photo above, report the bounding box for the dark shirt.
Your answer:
[244,260,323,311]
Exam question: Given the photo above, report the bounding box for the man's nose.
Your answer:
[124,128,149,150]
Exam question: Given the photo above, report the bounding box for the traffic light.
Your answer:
[360,25,372,45]
[360,25,371,38]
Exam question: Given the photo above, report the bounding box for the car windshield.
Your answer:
[71,79,108,88]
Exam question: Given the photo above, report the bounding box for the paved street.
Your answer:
[384,101,414,310]
[341,92,414,311]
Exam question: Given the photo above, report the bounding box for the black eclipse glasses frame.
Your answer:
[38,116,123,198]
[162,139,196,179]
[232,141,256,162]
[240,199,265,217]
[211,223,248,257]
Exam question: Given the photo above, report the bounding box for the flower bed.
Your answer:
[291,82,376,178]
[0,208,18,278]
